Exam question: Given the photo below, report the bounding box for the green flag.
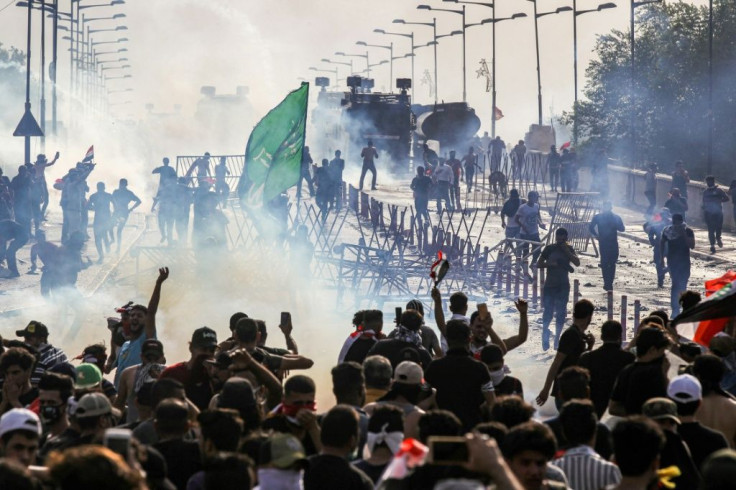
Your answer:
[243,82,309,206]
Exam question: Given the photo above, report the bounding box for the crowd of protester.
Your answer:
[0,265,734,489]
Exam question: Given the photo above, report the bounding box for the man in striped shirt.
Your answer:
[15,321,67,368]
[551,400,621,490]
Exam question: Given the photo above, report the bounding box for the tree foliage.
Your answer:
[0,42,27,131]
[567,0,736,181]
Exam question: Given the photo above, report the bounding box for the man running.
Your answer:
[702,176,729,254]
[112,179,142,253]
[589,201,625,291]
[359,140,379,191]
[661,213,694,317]
[87,182,114,263]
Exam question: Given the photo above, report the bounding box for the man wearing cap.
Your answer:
[668,373,728,468]
[113,267,168,389]
[0,408,41,467]
[69,392,117,447]
[425,320,496,432]
[257,432,308,489]
[609,327,671,416]
[114,339,166,424]
[642,397,700,489]
[160,327,217,410]
[16,321,67,369]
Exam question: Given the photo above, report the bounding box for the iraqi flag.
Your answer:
[82,145,94,163]
[560,141,572,151]
[672,271,736,346]
[430,251,450,286]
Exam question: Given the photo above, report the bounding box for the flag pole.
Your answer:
[296,82,310,224]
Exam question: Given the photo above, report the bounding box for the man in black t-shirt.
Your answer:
[536,299,595,409]
[579,320,635,418]
[609,327,671,416]
[111,178,142,253]
[537,228,581,351]
[425,320,495,432]
[304,405,373,490]
[589,201,625,291]
[359,140,379,191]
[660,213,695,317]
[410,166,432,226]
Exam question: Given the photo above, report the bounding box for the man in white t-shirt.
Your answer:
[514,191,547,267]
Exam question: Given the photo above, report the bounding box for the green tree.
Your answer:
[0,42,27,131]
[567,0,736,181]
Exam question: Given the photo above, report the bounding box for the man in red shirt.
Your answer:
[159,327,218,410]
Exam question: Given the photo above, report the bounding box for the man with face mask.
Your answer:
[160,327,217,410]
[37,373,73,443]
[113,267,169,389]
[257,432,309,490]
[480,344,524,398]
[263,375,322,456]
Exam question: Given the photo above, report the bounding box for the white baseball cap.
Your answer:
[0,408,42,438]
[667,374,702,403]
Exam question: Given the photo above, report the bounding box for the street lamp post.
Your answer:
[321,58,353,75]
[393,18,437,102]
[309,66,339,88]
[374,29,415,97]
[442,1,526,136]
[356,41,393,90]
[418,4,466,102]
[334,51,369,77]
[573,2,617,144]
[528,2,572,125]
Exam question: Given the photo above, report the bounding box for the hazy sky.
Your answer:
[0,0,710,142]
